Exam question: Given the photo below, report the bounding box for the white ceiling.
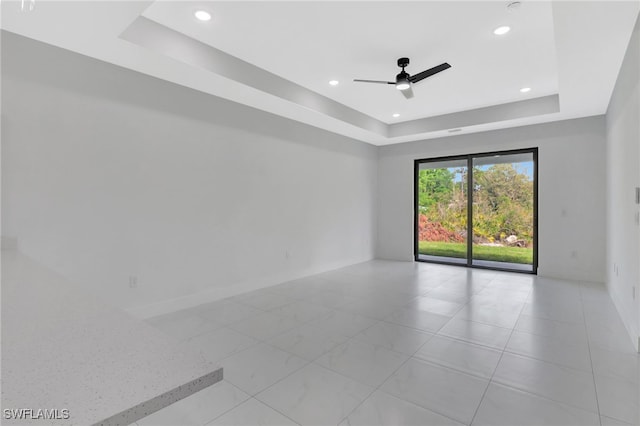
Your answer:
[2,1,639,146]
[142,1,560,123]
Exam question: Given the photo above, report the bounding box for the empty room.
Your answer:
[1,1,639,425]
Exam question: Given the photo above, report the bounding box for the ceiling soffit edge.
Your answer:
[388,95,560,138]
[120,16,388,137]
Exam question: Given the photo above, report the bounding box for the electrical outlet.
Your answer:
[129,276,138,288]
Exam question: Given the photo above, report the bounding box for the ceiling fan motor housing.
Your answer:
[397,57,410,68]
[396,71,410,83]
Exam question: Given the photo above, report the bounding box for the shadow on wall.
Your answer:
[0,31,373,159]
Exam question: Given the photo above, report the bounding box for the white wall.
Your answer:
[377,117,607,283]
[606,13,640,351]
[1,33,377,317]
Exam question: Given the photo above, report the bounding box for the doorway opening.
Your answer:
[414,148,538,273]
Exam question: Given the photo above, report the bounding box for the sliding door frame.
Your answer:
[414,147,538,274]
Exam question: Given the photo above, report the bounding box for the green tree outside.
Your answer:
[418,162,534,264]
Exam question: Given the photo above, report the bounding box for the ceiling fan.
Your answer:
[354,57,451,99]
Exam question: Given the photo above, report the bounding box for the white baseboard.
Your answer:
[126,256,374,319]
[607,282,640,353]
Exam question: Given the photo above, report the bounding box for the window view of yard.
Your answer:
[418,158,534,266]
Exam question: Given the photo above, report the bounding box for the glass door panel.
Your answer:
[471,152,535,271]
[416,159,468,264]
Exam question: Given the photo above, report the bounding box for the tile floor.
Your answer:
[136,261,639,426]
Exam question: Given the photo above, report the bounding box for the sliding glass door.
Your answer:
[471,152,536,272]
[415,148,537,273]
[416,158,468,265]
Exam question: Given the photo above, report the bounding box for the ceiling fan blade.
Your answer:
[409,63,451,84]
[401,86,414,99]
[353,79,395,85]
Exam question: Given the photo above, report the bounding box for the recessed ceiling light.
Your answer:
[194,10,212,21]
[520,87,532,93]
[329,80,339,86]
[493,26,511,35]
[392,113,400,118]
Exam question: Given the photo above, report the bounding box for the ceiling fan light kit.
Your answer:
[396,80,411,91]
[354,57,451,99]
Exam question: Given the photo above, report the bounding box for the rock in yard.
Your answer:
[505,235,518,244]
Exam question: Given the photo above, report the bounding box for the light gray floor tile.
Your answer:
[268,301,333,324]
[136,261,640,426]
[137,402,199,426]
[309,310,377,337]
[590,346,639,382]
[227,312,300,341]
[340,390,464,426]
[582,299,625,323]
[234,292,297,311]
[521,301,584,324]
[362,289,419,306]
[422,286,473,304]
[207,398,299,425]
[221,343,308,395]
[468,293,526,313]
[316,339,409,387]
[438,318,512,350]
[530,279,581,301]
[339,298,403,320]
[515,314,588,344]
[594,374,639,425]
[380,358,489,425]
[197,301,264,325]
[146,313,221,341]
[586,320,638,354]
[138,381,249,426]
[269,279,324,300]
[488,274,535,288]
[600,415,635,426]
[472,383,600,426]
[477,284,531,301]
[414,335,502,378]
[385,308,451,333]
[453,305,520,329]
[493,352,598,413]
[440,278,489,295]
[306,290,360,309]
[405,296,464,316]
[353,321,433,355]
[256,363,373,426]
[184,327,258,363]
[505,330,592,371]
[268,321,350,361]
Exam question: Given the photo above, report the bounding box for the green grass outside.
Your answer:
[418,241,533,264]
